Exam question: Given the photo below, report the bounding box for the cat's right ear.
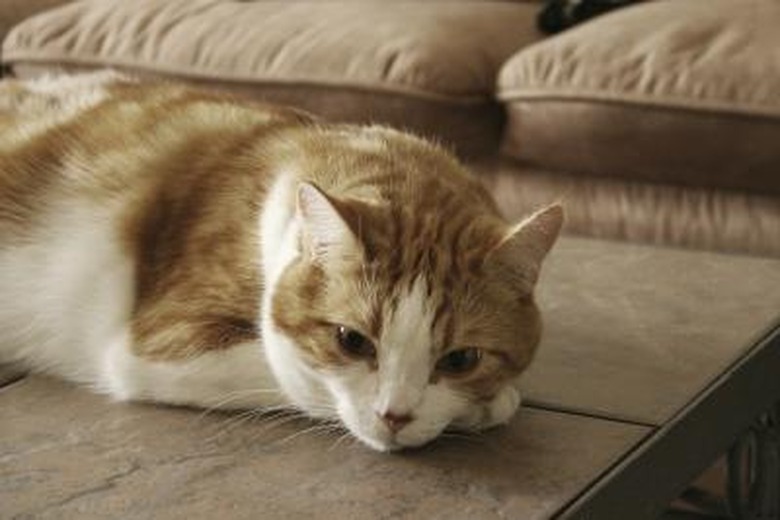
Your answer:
[488,204,564,294]
[296,182,360,264]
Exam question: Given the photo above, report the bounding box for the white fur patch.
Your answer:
[24,70,124,94]
[101,334,284,409]
[375,278,434,415]
[258,171,336,416]
[259,171,300,283]
[345,132,386,153]
[0,203,133,385]
[0,71,121,150]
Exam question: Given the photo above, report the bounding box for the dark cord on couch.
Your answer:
[538,0,646,34]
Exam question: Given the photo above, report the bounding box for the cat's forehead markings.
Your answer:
[381,277,435,354]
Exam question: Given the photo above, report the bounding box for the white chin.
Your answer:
[367,427,448,452]
[347,427,397,452]
[349,426,435,452]
[364,437,401,452]
[359,436,433,452]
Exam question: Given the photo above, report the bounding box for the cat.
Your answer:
[0,72,563,452]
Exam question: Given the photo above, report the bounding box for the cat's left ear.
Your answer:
[489,204,564,293]
[296,182,360,263]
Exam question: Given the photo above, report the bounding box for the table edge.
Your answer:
[557,318,780,519]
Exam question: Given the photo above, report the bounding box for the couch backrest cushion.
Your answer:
[498,0,780,195]
[2,0,543,157]
[0,0,72,60]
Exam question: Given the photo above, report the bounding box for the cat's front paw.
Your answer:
[450,385,522,432]
[481,386,522,429]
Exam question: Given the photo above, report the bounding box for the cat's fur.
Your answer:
[0,72,563,451]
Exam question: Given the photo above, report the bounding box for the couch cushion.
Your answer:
[2,0,542,157]
[497,0,780,195]
[474,158,780,258]
[0,0,72,59]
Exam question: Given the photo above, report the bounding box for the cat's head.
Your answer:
[268,132,563,451]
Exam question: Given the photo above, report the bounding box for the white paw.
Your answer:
[482,386,522,428]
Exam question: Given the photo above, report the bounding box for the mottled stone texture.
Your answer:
[1,377,647,520]
[525,237,780,425]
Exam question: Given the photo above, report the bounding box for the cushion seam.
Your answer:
[497,88,780,119]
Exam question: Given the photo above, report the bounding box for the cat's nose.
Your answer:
[377,410,415,433]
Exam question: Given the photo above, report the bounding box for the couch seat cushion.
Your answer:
[2,0,542,157]
[497,0,780,194]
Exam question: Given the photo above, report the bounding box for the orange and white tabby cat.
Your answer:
[0,72,562,451]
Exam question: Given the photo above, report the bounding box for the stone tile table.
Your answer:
[2,237,779,519]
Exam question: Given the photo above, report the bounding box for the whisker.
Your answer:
[204,404,303,442]
[273,421,343,447]
[197,392,342,447]
[197,388,284,420]
[245,412,315,443]
[327,430,354,452]
[205,408,268,442]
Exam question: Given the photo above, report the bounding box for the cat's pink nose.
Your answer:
[377,410,415,433]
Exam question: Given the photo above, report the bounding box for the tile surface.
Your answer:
[524,238,780,425]
[1,377,648,520]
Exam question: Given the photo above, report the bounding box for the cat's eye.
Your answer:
[435,347,482,375]
[336,326,376,359]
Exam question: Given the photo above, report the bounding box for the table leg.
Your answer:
[727,402,780,520]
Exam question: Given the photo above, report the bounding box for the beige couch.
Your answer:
[2,0,778,257]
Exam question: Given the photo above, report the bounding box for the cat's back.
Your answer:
[0,72,310,376]
[0,72,310,237]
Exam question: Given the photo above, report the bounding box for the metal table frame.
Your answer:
[558,322,780,519]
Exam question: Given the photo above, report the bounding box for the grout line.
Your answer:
[0,368,28,392]
[522,399,659,429]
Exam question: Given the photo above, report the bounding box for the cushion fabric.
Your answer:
[2,0,543,157]
[0,0,72,60]
[498,0,780,194]
[475,158,780,258]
